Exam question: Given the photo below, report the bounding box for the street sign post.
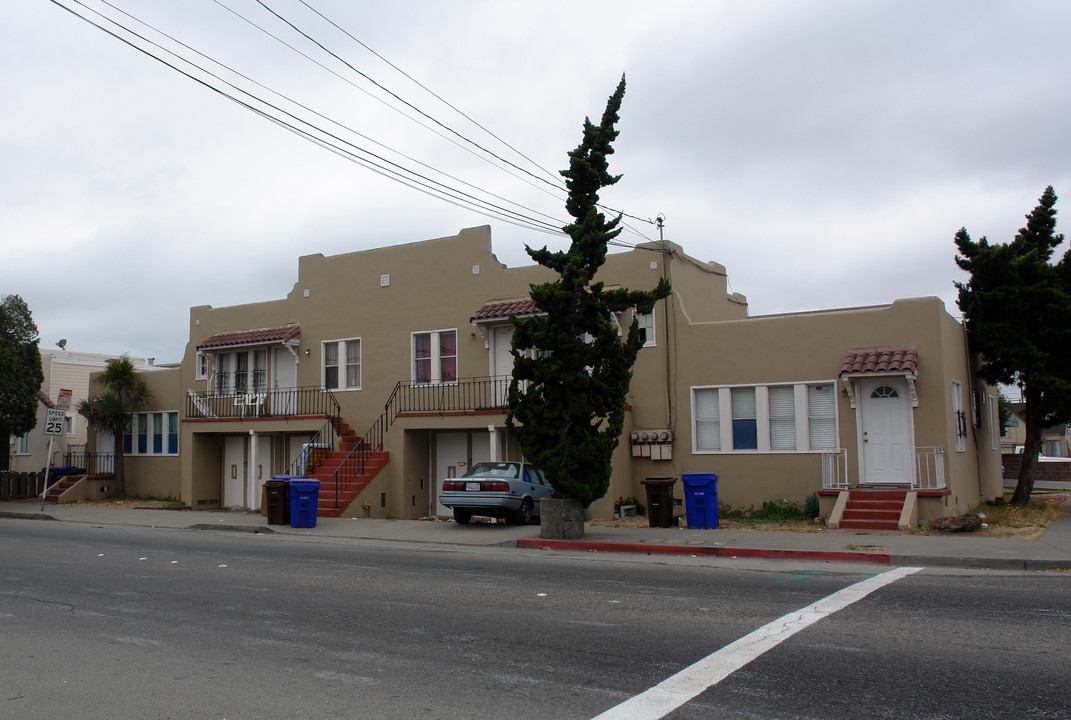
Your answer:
[40,407,67,510]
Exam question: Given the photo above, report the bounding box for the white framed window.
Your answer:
[15,431,31,455]
[123,411,179,456]
[64,414,76,437]
[635,311,656,347]
[413,330,457,384]
[692,381,838,454]
[988,394,999,451]
[768,385,796,450]
[195,351,209,381]
[731,387,758,450]
[952,380,966,452]
[693,388,721,451]
[1044,439,1061,457]
[323,338,361,391]
[807,383,837,449]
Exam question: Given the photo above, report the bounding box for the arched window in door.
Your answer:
[870,384,899,399]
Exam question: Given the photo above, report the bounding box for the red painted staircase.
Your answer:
[839,488,907,531]
[43,475,84,504]
[306,418,389,518]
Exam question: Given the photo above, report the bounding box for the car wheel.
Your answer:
[511,498,533,525]
[454,508,472,524]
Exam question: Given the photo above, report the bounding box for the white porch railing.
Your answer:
[822,446,946,490]
[912,446,946,490]
[821,448,848,489]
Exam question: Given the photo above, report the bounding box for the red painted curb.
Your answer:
[516,538,891,564]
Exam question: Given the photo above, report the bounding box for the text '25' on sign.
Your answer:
[45,408,66,436]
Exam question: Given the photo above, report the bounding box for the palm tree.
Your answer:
[78,357,151,498]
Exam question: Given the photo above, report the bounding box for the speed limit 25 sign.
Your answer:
[45,408,66,436]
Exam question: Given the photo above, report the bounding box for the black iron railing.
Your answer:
[186,385,340,420]
[284,417,341,477]
[329,376,510,508]
[52,450,115,476]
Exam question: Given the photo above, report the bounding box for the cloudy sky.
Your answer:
[3,1,1069,363]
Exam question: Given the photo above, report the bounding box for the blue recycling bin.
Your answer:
[289,478,321,528]
[681,472,719,529]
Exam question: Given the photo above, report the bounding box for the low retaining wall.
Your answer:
[1001,454,1071,482]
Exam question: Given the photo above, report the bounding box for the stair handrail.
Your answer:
[285,416,340,477]
[331,382,406,508]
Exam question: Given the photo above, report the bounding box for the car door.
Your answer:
[523,466,552,513]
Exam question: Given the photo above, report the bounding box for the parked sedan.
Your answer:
[439,461,553,525]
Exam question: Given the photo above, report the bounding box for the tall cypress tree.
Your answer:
[506,76,671,506]
[955,186,1071,504]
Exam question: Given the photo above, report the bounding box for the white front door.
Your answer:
[860,379,913,485]
[434,432,469,517]
[223,436,246,508]
[492,326,514,406]
[272,347,298,414]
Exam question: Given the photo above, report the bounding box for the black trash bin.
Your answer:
[681,472,719,529]
[266,477,291,525]
[642,477,677,528]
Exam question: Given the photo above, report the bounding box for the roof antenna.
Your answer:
[56,339,67,350]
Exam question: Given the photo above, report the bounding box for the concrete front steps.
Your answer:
[43,475,85,504]
[838,488,908,531]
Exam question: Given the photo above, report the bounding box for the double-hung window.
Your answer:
[692,381,838,453]
[634,311,656,347]
[731,388,758,450]
[413,330,457,384]
[694,388,720,451]
[323,339,361,391]
[768,385,796,450]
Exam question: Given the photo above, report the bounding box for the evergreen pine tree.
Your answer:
[506,76,670,506]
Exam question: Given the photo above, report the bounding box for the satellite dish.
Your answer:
[56,339,67,350]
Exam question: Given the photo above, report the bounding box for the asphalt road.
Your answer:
[1,520,1068,719]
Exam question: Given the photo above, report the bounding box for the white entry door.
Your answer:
[434,432,469,517]
[860,379,913,485]
[272,347,298,414]
[223,436,246,508]
[492,326,514,406]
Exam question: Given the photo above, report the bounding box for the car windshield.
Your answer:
[464,462,519,479]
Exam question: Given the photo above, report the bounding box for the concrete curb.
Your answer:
[185,523,276,534]
[0,511,56,521]
[516,538,892,564]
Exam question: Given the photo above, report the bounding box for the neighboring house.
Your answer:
[96,226,1002,524]
[8,349,151,474]
[1000,402,1071,457]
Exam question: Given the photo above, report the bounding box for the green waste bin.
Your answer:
[642,477,677,528]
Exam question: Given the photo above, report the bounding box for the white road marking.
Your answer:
[592,566,923,720]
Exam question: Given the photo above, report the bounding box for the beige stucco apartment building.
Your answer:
[91,226,1002,525]
[8,349,151,475]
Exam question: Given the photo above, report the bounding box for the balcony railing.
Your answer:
[186,386,340,420]
[391,376,511,415]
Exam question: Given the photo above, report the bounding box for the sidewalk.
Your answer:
[1,498,1069,571]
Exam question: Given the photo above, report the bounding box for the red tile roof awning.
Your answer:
[197,323,300,350]
[470,299,542,323]
[840,346,918,377]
